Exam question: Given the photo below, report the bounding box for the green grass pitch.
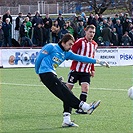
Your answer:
[0,66,133,133]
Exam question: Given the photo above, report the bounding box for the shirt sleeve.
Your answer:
[67,51,97,64]
[35,44,53,74]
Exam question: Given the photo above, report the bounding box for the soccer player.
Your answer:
[65,25,98,114]
[35,33,109,127]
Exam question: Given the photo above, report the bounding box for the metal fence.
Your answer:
[0,3,59,15]
[0,6,19,15]
[0,2,77,15]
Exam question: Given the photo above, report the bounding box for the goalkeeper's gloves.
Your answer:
[97,60,110,68]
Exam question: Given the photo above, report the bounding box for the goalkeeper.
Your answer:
[35,33,109,128]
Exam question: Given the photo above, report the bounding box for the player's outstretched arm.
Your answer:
[68,52,110,68]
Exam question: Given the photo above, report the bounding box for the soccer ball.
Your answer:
[20,52,30,65]
[128,87,133,100]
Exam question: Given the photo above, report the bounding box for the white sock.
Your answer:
[63,112,71,124]
[79,101,90,111]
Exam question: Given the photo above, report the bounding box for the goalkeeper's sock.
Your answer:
[79,101,90,111]
[63,112,71,124]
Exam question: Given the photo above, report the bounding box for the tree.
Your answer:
[124,0,132,16]
[80,0,112,14]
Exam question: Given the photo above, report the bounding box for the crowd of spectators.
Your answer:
[0,10,133,47]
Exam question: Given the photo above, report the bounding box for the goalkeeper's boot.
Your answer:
[62,121,79,127]
[75,108,87,114]
[87,100,101,115]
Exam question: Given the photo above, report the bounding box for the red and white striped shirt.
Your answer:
[70,37,98,73]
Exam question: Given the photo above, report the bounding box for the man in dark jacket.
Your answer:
[101,23,112,46]
[56,13,65,29]
[2,18,12,47]
[15,12,23,41]
[114,19,123,45]
[43,13,52,44]
[33,23,44,46]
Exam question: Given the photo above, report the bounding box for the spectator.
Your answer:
[19,21,32,47]
[107,17,112,23]
[123,13,129,20]
[123,18,130,33]
[25,17,32,39]
[32,11,43,44]
[121,31,131,46]
[81,12,87,26]
[32,11,43,27]
[41,23,47,46]
[2,10,12,23]
[27,12,32,22]
[97,36,104,46]
[66,21,74,36]
[98,14,104,23]
[112,14,119,25]
[129,27,133,46]
[77,21,85,38]
[56,13,65,29]
[70,16,78,40]
[94,22,103,42]
[91,14,99,28]
[127,20,133,32]
[43,13,52,44]
[0,24,4,47]
[107,18,114,30]
[2,18,12,47]
[58,24,69,40]
[15,12,23,41]
[33,23,44,46]
[111,28,119,46]
[87,13,94,25]
[102,19,108,28]
[51,20,60,43]
[119,13,124,25]
[114,19,123,45]
[26,13,33,39]
[101,23,112,46]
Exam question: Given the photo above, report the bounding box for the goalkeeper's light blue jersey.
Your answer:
[35,43,97,74]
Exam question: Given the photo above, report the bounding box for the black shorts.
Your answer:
[67,71,91,85]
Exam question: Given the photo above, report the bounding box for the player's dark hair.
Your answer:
[59,33,75,44]
[85,24,96,31]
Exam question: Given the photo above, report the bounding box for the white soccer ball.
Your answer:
[20,52,30,65]
[128,87,133,100]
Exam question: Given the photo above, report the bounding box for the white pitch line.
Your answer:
[0,82,128,92]
[75,87,128,92]
[0,82,43,87]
